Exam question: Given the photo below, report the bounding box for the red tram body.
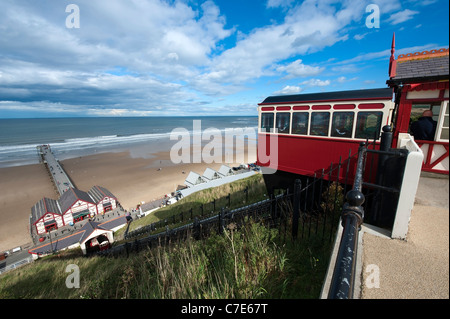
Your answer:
[257,88,394,185]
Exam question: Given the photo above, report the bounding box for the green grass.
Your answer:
[0,219,332,299]
[116,173,268,239]
[0,173,338,299]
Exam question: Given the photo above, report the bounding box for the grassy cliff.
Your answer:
[0,174,334,299]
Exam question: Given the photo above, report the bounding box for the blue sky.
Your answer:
[0,0,448,118]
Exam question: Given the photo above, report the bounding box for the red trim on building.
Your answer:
[312,105,331,110]
[292,105,310,110]
[333,104,356,110]
[397,48,449,62]
[416,141,450,175]
[276,106,291,111]
[405,81,449,92]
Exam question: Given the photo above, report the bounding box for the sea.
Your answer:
[0,116,258,168]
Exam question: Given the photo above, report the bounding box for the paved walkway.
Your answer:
[38,145,74,195]
[360,173,449,299]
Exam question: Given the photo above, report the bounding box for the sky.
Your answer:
[0,0,448,118]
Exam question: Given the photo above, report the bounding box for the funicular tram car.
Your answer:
[256,39,449,232]
[256,87,397,193]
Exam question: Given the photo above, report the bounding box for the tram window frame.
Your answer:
[260,112,274,132]
[275,112,291,134]
[355,111,383,140]
[310,112,330,136]
[436,101,449,141]
[331,112,354,138]
[292,112,309,135]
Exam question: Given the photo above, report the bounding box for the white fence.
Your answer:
[0,256,33,275]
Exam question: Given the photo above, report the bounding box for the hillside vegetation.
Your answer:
[0,174,335,299]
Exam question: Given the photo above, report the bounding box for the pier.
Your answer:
[36,145,75,195]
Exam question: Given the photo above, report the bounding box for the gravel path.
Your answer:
[360,175,449,299]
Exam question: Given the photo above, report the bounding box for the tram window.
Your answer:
[261,113,274,132]
[292,112,309,135]
[438,102,449,141]
[355,112,382,140]
[310,112,330,136]
[331,112,354,138]
[275,112,290,134]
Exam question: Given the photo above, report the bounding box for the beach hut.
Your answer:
[218,165,234,177]
[202,168,221,181]
[31,198,64,235]
[88,185,118,214]
[58,187,97,225]
[184,171,206,188]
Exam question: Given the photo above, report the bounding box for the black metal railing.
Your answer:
[327,142,367,299]
[96,163,351,258]
[124,186,251,240]
[327,125,409,298]
[96,127,408,299]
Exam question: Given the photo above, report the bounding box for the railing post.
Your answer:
[134,238,139,253]
[193,217,200,240]
[292,179,301,239]
[165,225,170,245]
[371,125,393,224]
[219,207,225,234]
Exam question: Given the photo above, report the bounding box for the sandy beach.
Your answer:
[0,146,256,252]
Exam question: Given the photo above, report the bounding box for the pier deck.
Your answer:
[36,145,74,195]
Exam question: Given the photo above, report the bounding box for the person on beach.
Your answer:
[410,110,437,141]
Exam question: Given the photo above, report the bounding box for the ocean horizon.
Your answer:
[0,116,258,168]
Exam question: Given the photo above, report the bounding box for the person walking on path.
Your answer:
[410,110,437,141]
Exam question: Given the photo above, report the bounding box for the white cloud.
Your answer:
[301,79,331,87]
[273,85,303,95]
[0,0,233,113]
[276,59,324,79]
[266,0,294,9]
[387,9,420,25]
[1,0,440,117]
[337,76,358,83]
[192,0,367,95]
[354,33,368,40]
